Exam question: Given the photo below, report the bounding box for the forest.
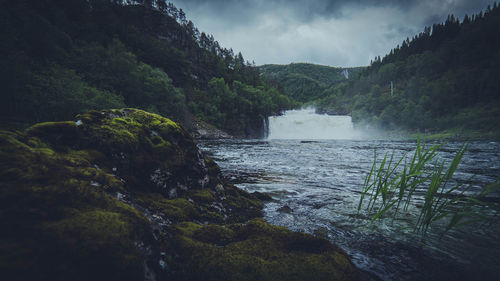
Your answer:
[259,63,364,105]
[0,0,296,137]
[319,3,500,134]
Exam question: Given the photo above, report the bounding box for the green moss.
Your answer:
[193,224,235,245]
[222,185,263,222]
[0,119,155,281]
[135,193,199,221]
[167,219,361,281]
[26,121,77,139]
[45,210,133,240]
[37,209,146,281]
[188,189,216,203]
[75,108,182,153]
[175,221,204,237]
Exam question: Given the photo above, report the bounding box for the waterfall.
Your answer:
[267,108,359,140]
[342,69,349,79]
[262,116,269,139]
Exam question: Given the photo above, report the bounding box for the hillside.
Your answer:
[318,3,500,134]
[259,63,365,105]
[0,0,296,137]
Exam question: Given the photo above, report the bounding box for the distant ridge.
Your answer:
[259,63,365,103]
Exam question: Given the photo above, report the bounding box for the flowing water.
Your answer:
[198,109,500,281]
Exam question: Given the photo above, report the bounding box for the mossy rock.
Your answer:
[0,109,265,280]
[167,219,361,281]
[133,185,263,224]
[0,108,360,281]
[72,109,212,196]
[0,129,152,281]
[0,109,210,280]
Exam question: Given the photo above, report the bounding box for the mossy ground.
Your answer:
[167,219,360,281]
[0,108,360,281]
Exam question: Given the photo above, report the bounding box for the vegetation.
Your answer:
[260,63,364,106]
[0,0,296,136]
[168,218,360,281]
[358,137,500,237]
[0,109,360,280]
[326,3,500,134]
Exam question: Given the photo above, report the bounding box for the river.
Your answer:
[198,109,500,281]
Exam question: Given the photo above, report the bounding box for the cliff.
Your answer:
[0,108,360,281]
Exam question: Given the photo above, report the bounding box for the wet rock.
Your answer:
[215,184,225,193]
[190,118,233,140]
[277,205,293,213]
[251,191,275,201]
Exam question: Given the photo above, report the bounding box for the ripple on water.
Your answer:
[199,139,500,281]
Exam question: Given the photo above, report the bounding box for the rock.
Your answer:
[169,219,361,281]
[215,184,225,193]
[251,191,275,201]
[190,118,233,140]
[315,107,351,116]
[277,205,294,213]
[0,108,360,281]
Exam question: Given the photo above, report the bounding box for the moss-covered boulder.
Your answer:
[0,108,360,281]
[168,219,360,281]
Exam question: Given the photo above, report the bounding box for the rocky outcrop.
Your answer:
[190,118,233,140]
[0,108,360,281]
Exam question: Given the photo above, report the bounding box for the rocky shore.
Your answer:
[0,109,360,281]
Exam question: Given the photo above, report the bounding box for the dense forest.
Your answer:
[318,3,500,134]
[0,0,296,137]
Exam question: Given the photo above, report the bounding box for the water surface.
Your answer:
[199,138,500,281]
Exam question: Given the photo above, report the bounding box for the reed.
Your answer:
[358,136,500,236]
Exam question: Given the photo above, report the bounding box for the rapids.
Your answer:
[199,109,500,281]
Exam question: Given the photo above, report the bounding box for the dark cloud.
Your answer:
[173,0,417,21]
[170,0,495,66]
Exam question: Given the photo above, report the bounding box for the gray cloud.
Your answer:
[170,0,495,66]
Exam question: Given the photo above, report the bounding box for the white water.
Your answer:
[267,108,359,140]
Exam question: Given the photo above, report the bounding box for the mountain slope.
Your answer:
[320,3,500,134]
[0,0,295,137]
[259,63,365,103]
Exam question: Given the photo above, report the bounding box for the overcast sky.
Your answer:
[170,0,494,67]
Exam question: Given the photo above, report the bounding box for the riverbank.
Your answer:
[354,127,500,141]
[0,109,360,281]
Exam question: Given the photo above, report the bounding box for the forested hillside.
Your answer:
[0,0,296,137]
[260,63,364,107]
[320,3,500,133]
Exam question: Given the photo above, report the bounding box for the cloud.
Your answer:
[170,0,495,66]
